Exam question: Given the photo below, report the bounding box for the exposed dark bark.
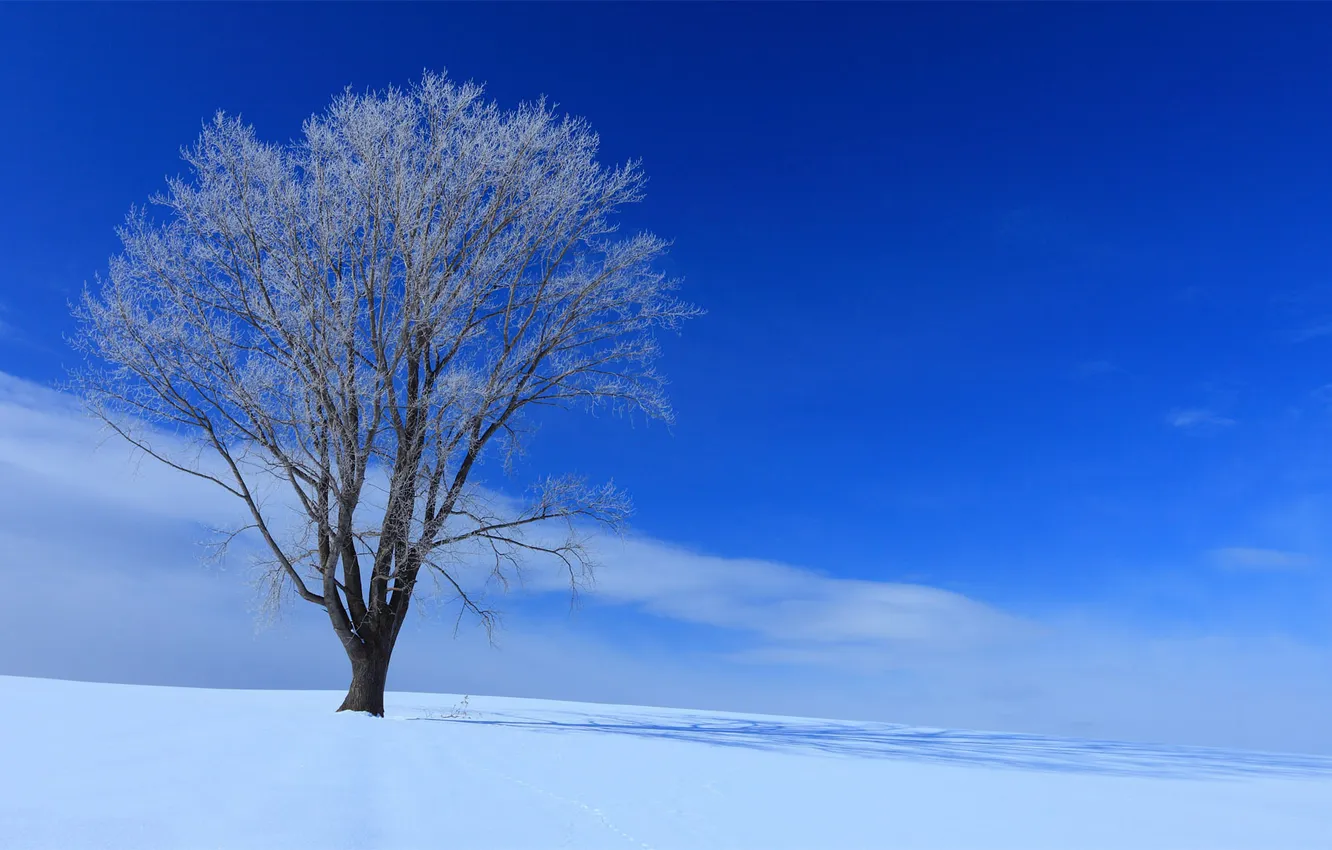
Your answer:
[337,644,392,716]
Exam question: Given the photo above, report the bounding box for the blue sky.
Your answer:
[4,4,1332,752]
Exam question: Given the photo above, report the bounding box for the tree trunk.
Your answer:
[338,649,390,716]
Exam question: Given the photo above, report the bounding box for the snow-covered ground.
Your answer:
[3,675,1331,849]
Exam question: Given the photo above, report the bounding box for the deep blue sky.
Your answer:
[4,3,1332,653]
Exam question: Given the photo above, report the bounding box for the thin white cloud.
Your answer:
[522,537,1030,651]
[1210,547,1315,572]
[1167,408,1235,429]
[0,373,245,526]
[0,372,1019,656]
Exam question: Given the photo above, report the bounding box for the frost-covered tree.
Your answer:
[71,72,696,715]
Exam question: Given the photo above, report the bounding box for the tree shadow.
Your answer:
[415,709,1332,780]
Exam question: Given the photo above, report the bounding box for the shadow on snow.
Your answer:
[412,709,1332,780]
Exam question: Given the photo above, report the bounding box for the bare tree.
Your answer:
[70,72,697,715]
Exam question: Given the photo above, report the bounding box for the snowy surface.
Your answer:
[3,675,1331,849]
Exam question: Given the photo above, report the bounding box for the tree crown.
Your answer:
[72,71,697,635]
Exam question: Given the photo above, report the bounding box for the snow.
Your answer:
[3,675,1331,849]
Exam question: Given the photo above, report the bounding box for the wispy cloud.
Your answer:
[523,537,1031,652]
[1210,547,1315,572]
[0,372,1022,658]
[0,373,244,526]
[1167,408,1235,429]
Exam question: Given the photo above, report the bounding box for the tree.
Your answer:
[70,72,697,715]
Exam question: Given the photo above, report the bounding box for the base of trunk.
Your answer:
[337,654,389,716]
